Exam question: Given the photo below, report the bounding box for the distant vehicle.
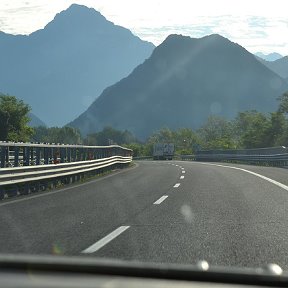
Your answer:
[153,143,174,160]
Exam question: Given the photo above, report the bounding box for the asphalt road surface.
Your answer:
[1,160,288,270]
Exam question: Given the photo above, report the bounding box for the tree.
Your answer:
[198,115,236,149]
[0,94,34,141]
[174,128,200,154]
[84,127,137,146]
[56,127,82,144]
[277,91,288,113]
[32,126,82,144]
[147,127,201,155]
[147,127,175,144]
[235,111,271,148]
[122,143,144,157]
[266,112,286,146]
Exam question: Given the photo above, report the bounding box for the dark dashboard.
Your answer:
[0,254,287,288]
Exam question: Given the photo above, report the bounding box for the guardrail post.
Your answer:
[60,147,65,163]
[85,148,87,160]
[81,148,84,161]
[76,148,79,161]
[35,147,41,165]
[14,146,19,167]
[23,146,30,166]
[6,146,10,167]
[67,147,71,162]
[96,149,100,159]
[72,148,76,162]
[1,146,6,168]
[53,148,60,164]
[44,147,49,164]
[91,149,96,159]
[30,147,34,165]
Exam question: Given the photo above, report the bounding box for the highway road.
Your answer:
[1,160,288,270]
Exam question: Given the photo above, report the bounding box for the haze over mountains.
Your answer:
[1,4,287,139]
[256,56,288,82]
[28,113,46,127]
[70,34,288,140]
[0,4,154,127]
[255,52,283,61]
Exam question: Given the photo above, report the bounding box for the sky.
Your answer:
[0,0,287,55]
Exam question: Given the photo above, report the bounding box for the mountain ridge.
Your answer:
[255,52,283,61]
[256,55,288,80]
[0,4,155,127]
[69,34,288,140]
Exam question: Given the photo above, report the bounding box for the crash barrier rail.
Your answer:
[133,156,153,160]
[0,142,132,200]
[0,141,132,168]
[130,146,288,166]
[133,155,195,161]
[194,146,288,166]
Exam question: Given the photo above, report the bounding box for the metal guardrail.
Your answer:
[0,142,133,200]
[0,141,132,168]
[133,155,195,161]
[0,156,132,185]
[194,146,288,166]
[133,156,153,160]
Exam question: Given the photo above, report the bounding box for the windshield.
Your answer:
[1,0,288,273]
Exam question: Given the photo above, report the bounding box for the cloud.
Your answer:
[0,0,287,55]
[132,15,288,55]
[0,1,52,34]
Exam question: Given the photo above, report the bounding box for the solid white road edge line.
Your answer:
[154,195,168,205]
[199,162,288,192]
[174,183,181,188]
[82,226,130,254]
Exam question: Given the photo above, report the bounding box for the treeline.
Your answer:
[1,92,288,156]
[0,94,34,142]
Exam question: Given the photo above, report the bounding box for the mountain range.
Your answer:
[69,34,288,140]
[28,113,46,127]
[0,4,154,127]
[255,52,283,61]
[256,56,288,82]
[1,4,287,139]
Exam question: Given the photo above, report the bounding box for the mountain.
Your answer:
[69,34,288,140]
[28,113,46,127]
[256,56,288,81]
[255,52,283,61]
[0,4,154,127]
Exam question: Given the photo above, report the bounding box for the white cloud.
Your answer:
[0,0,287,54]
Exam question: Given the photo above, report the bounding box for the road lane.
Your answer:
[1,160,288,271]
[0,161,182,255]
[94,161,288,269]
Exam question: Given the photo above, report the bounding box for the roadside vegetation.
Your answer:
[1,92,288,156]
[0,94,34,142]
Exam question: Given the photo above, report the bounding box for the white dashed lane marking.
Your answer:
[174,183,181,188]
[180,176,185,179]
[154,195,169,205]
[82,226,130,254]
